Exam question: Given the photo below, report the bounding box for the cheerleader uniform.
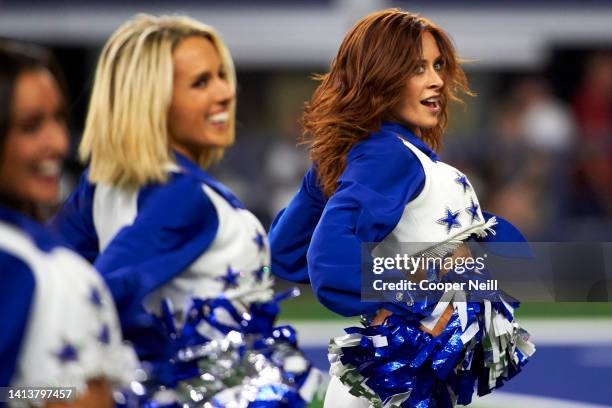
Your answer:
[269,122,535,407]
[50,151,321,406]
[0,204,137,405]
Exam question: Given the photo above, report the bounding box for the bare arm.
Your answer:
[45,379,113,408]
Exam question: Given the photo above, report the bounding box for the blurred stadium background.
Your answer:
[1,0,611,406]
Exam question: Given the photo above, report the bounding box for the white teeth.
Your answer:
[208,111,229,124]
[36,160,61,177]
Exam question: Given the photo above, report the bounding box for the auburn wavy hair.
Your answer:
[302,9,473,197]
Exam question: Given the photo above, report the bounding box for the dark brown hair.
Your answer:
[302,9,473,197]
[0,40,66,215]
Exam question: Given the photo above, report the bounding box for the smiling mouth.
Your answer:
[33,159,62,178]
[208,111,229,125]
[420,97,439,109]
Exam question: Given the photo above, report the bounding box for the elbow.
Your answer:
[317,291,358,317]
[313,285,377,318]
[269,234,311,284]
[308,254,377,318]
[270,258,310,284]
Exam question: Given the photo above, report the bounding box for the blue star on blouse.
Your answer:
[98,324,110,345]
[219,266,241,289]
[89,287,103,308]
[455,173,471,193]
[253,231,266,252]
[55,341,79,364]
[466,199,481,223]
[437,208,462,233]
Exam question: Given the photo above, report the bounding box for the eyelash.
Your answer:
[20,119,41,134]
[415,61,444,74]
[19,119,64,135]
[192,70,227,88]
[18,109,67,134]
[193,75,210,88]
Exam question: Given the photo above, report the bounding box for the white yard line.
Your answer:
[471,391,612,408]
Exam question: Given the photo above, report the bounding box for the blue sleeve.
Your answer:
[475,211,533,258]
[94,175,219,310]
[0,252,35,386]
[269,165,327,283]
[48,171,99,263]
[307,133,426,317]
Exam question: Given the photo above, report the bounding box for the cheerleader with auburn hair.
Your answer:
[270,9,535,408]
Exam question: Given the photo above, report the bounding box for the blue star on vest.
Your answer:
[253,265,270,282]
[437,208,462,233]
[253,231,266,252]
[89,287,103,308]
[219,266,241,289]
[466,199,481,223]
[55,341,79,364]
[455,173,471,193]
[98,324,110,345]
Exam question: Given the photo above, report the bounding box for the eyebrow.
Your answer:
[190,64,225,79]
[192,71,211,81]
[416,56,443,64]
[14,108,66,126]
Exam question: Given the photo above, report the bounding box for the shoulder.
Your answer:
[302,165,327,204]
[48,169,99,257]
[126,171,219,239]
[0,213,93,277]
[138,171,214,217]
[78,168,96,191]
[0,232,96,301]
[340,128,425,191]
[0,209,64,254]
[347,128,416,163]
[70,168,97,206]
[0,250,36,296]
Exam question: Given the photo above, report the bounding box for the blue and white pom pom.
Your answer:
[328,293,535,408]
[117,288,324,407]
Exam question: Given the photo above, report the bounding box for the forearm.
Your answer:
[45,379,113,408]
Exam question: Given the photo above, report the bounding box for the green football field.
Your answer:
[278,282,612,322]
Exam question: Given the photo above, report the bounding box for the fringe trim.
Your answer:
[481,299,536,388]
[418,216,498,260]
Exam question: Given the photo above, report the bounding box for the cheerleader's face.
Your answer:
[168,36,235,161]
[0,69,68,205]
[394,31,444,134]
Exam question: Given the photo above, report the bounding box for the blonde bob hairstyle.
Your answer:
[80,14,236,188]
